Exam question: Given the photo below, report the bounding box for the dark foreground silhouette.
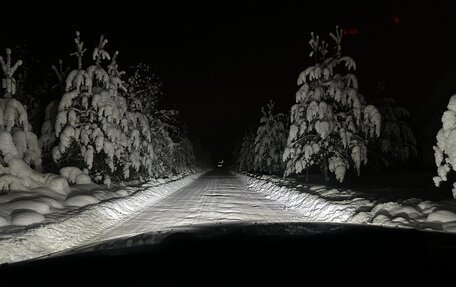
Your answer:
[1,222,456,285]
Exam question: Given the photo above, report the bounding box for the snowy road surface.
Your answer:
[93,169,306,242]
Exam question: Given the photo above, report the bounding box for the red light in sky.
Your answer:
[342,27,359,36]
[392,16,400,25]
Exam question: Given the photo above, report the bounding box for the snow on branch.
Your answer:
[93,34,110,65]
[70,31,86,70]
[0,48,23,98]
[433,94,456,198]
[283,26,381,183]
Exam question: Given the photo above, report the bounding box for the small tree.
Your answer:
[125,63,194,176]
[253,100,288,174]
[51,59,71,96]
[0,48,22,98]
[0,48,42,172]
[0,48,70,195]
[369,82,417,168]
[282,27,381,182]
[49,32,157,184]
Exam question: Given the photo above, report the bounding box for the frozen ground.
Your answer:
[0,169,310,264]
[91,170,306,243]
[2,168,456,265]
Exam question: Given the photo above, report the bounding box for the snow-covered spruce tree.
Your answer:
[124,63,178,177]
[282,27,381,182]
[368,82,417,168]
[148,117,175,176]
[124,63,195,177]
[238,127,256,172]
[108,51,160,182]
[0,48,69,194]
[253,100,288,174]
[50,32,158,185]
[124,85,175,180]
[432,95,456,198]
[0,48,42,172]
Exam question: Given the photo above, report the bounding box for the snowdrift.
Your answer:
[239,173,456,233]
[0,172,202,264]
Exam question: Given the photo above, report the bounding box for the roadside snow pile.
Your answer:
[238,173,456,233]
[0,172,93,228]
[60,167,92,185]
[66,194,100,207]
[0,172,202,264]
[11,210,44,226]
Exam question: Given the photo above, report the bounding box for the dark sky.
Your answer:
[2,1,456,164]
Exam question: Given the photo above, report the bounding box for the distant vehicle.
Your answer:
[217,160,224,167]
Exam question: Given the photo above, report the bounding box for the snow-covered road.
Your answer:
[93,170,306,242]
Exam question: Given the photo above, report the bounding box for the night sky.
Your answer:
[2,1,456,165]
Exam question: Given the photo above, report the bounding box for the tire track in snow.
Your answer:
[92,170,307,242]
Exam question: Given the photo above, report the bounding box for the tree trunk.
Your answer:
[306,168,309,183]
[323,157,329,182]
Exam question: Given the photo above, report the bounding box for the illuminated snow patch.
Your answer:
[0,172,203,264]
[238,173,456,232]
[240,174,366,223]
[11,211,45,226]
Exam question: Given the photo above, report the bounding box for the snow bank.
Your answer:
[0,194,66,227]
[238,173,372,223]
[3,199,51,214]
[60,167,92,185]
[238,173,456,233]
[427,210,456,223]
[66,195,100,207]
[0,172,203,264]
[11,211,45,226]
